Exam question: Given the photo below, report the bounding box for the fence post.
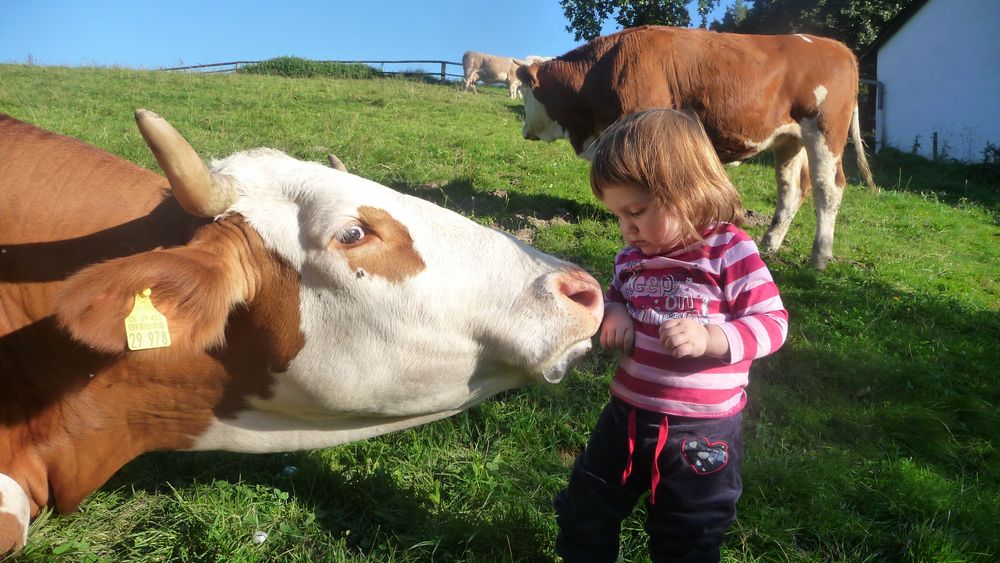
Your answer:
[440,62,446,82]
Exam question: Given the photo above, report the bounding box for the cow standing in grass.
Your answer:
[516,26,875,269]
[0,111,603,554]
[462,51,527,99]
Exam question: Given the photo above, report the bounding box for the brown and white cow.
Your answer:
[516,26,875,269]
[0,111,603,553]
[462,51,527,99]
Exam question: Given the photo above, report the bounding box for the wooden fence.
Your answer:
[160,59,464,81]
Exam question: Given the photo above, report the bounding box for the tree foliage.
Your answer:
[559,0,914,54]
[710,0,913,54]
[560,0,722,41]
[716,0,750,28]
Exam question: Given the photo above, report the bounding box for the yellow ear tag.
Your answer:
[125,288,172,350]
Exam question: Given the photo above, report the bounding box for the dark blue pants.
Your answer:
[555,397,743,563]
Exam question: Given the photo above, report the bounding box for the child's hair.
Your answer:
[590,109,743,243]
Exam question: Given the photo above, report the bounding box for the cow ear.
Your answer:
[516,64,539,89]
[55,244,246,354]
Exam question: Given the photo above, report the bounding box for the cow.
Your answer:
[462,51,527,99]
[515,26,876,270]
[524,55,554,65]
[0,111,603,554]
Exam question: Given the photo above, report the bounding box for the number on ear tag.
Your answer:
[124,288,172,350]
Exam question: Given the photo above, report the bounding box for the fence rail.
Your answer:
[160,59,465,81]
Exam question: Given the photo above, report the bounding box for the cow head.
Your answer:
[516,64,567,143]
[516,64,601,160]
[54,110,603,453]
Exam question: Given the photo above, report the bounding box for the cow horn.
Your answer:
[134,109,237,217]
[327,154,347,172]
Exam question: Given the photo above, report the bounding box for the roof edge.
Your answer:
[859,0,929,63]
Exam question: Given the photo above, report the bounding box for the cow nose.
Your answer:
[555,268,603,325]
[525,132,540,141]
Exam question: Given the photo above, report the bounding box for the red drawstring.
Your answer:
[621,408,637,485]
[621,408,670,504]
[649,417,669,504]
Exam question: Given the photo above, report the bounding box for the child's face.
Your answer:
[599,183,683,256]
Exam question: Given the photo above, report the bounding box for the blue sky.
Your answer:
[0,1,725,72]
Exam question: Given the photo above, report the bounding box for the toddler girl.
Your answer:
[555,109,788,563]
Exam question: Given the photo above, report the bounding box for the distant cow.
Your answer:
[0,112,603,554]
[462,51,527,99]
[516,26,875,269]
[524,55,554,64]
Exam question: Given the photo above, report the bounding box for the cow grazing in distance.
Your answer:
[462,51,527,99]
[516,26,875,269]
[0,112,603,554]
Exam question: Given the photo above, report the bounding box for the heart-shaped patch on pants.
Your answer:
[681,438,729,475]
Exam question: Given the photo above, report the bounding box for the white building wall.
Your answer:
[877,0,1000,162]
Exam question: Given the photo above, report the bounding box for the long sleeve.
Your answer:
[715,232,788,363]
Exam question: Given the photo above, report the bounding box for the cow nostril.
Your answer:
[566,285,600,310]
[557,271,602,312]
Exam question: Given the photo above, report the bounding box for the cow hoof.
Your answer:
[759,240,781,256]
[809,255,830,270]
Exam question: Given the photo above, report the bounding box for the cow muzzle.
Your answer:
[555,268,603,318]
[537,268,603,383]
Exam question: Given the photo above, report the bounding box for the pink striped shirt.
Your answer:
[606,223,788,417]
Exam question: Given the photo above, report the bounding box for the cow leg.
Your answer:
[508,81,521,99]
[760,138,808,256]
[0,473,30,554]
[801,118,846,270]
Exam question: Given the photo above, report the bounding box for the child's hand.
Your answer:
[599,303,634,354]
[659,318,710,358]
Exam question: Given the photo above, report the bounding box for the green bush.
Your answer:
[238,56,381,79]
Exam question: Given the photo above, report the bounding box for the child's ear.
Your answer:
[55,244,247,354]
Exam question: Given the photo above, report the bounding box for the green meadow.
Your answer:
[1,65,997,562]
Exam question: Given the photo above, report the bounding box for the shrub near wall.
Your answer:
[238,56,381,79]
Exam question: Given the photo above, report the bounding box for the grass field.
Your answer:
[1,65,998,562]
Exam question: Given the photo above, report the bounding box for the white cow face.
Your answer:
[521,88,567,143]
[205,149,603,450]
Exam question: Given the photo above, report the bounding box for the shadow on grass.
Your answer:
[726,143,1000,214]
[870,148,1000,212]
[738,258,1000,558]
[100,445,554,561]
[761,257,998,465]
[505,103,525,121]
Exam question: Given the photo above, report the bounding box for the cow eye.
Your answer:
[334,224,366,245]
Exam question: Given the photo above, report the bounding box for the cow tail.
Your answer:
[851,104,876,189]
